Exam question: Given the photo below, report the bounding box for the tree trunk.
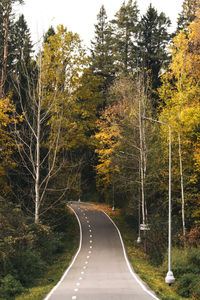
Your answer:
[178,133,186,236]
[179,71,186,237]
[0,4,10,98]
[35,107,40,224]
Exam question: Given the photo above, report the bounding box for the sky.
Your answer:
[15,0,184,49]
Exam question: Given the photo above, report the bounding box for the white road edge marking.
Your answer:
[44,205,82,300]
[102,211,160,300]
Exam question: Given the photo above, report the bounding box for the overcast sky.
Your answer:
[15,0,183,49]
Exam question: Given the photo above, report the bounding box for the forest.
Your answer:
[0,0,200,299]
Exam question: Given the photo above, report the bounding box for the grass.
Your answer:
[16,209,79,300]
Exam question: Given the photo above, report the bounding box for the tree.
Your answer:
[43,25,55,44]
[94,74,149,221]
[0,0,24,98]
[138,4,171,110]
[11,14,34,111]
[90,5,115,101]
[111,0,139,74]
[177,0,200,31]
[13,25,89,223]
[159,14,200,233]
[0,97,19,193]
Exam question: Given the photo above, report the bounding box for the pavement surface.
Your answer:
[44,202,159,300]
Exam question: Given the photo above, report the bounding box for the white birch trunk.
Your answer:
[178,71,186,236]
[178,133,186,236]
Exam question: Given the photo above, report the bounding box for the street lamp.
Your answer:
[142,116,175,285]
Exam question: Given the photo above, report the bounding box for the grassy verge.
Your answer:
[16,209,79,300]
[94,203,190,300]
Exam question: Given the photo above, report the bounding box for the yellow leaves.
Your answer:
[0,97,18,177]
[159,12,200,198]
[41,25,87,96]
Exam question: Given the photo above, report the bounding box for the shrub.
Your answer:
[11,250,45,286]
[176,273,199,298]
[162,247,200,298]
[0,274,26,299]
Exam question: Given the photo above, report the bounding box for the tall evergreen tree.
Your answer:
[11,14,34,111]
[91,5,115,94]
[43,25,56,44]
[138,4,171,109]
[0,0,24,98]
[111,0,139,74]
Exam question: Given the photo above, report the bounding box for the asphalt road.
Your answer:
[44,202,159,300]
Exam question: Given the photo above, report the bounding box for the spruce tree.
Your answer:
[111,0,139,74]
[91,5,115,92]
[0,0,24,98]
[43,25,56,44]
[10,14,34,112]
[138,4,171,109]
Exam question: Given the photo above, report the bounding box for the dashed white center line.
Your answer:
[90,240,92,243]
[90,246,92,249]
[87,220,89,223]
[79,277,82,280]
[89,251,92,254]
[76,282,80,286]
[87,256,90,259]
[74,288,78,292]
[83,266,87,269]
[90,235,92,237]
[81,271,84,274]
[72,296,77,299]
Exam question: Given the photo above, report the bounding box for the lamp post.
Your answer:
[142,116,175,285]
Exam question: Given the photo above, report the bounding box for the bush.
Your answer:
[177,273,199,298]
[162,247,200,298]
[0,274,26,299]
[11,250,45,286]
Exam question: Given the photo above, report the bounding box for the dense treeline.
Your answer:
[0,0,200,298]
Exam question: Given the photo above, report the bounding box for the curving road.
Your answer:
[44,202,159,300]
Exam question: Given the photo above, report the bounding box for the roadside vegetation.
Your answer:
[0,205,79,300]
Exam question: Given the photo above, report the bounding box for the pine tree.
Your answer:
[10,14,34,111]
[0,0,24,98]
[111,0,139,74]
[91,5,115,93]
[138,4,171,109]
[43,26,56,44]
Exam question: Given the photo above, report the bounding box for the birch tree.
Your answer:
[13,25,88,223]
[159,16,200,234]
